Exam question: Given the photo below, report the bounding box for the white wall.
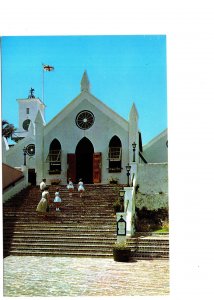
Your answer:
[3,166,29,203]
[5,136,36,169]
[2,137,9,163]
[17,98,45,130]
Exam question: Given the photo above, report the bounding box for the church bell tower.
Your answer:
[14,88,46,141]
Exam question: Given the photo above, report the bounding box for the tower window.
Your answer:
[23,119,31,131]
[26,108,30,114]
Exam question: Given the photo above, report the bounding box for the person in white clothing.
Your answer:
[36,186,51,219]
[78,179,85,198]
[67,178,74,197]
[40,178,46,192]
[54,188,62,211]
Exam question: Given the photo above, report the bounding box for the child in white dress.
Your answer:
[54,188,62,211]
[67,178,74,197]
[78,179,85,198]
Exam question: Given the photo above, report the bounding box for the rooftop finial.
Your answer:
[81,71,90,92]
[28,87,35,99]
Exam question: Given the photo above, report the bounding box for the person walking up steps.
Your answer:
[67,178,74,197]
[78,179,85,198]
[39,178,46,192]
[36,186,51,219]
[54,188,62,211]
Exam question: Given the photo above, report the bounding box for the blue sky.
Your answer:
[1,35,167,144]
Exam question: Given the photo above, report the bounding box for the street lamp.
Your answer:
[23,147,27,166]
[126,163,131,187]
[132,142,136,162]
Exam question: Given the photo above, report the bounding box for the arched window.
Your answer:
[108,136,122,173]
[47,139,62,174]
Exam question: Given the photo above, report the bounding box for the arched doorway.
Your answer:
[75,137,94,183]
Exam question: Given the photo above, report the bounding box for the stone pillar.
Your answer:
[129,103,139,163]
[35,110,45,185]
[123,163,138,237]
[124,187,135,236]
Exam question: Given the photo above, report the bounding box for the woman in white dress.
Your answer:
[54,188,62,211]
[36,187,50,218]
[67,178,74,197]
[78,179,85,198]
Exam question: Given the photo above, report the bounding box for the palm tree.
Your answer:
[2,120,16,140]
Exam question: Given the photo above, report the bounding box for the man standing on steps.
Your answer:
[40,178,46,192]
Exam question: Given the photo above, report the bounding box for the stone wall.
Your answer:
[136,163,168,210]
[134,162,168,232]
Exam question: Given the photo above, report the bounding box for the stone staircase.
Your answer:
[3,185,169,259]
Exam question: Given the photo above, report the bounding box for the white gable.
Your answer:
[45,91,128,135]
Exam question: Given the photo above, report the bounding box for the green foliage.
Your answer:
[113,241,130,250]
[2,120,16,139]
[135,207,169,232]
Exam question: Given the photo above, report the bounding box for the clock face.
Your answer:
[23,119,31,131]
[26,144,35,156]
[75,110,95,130]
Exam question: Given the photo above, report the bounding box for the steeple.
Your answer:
[81,71,90,92]
[129,103,139,121]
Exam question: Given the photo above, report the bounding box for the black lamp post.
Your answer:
[132,142,136,162]
[23,147,27,166]
[126,163,131,187]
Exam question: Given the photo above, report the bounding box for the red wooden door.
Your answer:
[93,152,102,183]
[67,154,76,182]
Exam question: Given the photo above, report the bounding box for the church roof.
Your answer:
[144,129,168,149]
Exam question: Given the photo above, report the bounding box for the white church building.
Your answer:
[3,71,168,218]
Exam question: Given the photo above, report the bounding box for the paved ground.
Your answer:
[3,256,169,296]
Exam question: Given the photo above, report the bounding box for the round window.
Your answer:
[26,144,35,156]
[75,110,95,130]
[23,119,31,131]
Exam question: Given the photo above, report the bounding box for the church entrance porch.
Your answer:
[67,138,102,184]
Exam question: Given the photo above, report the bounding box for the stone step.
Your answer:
[4,236,116,243]
[7,241,169,252]
[3,212,115,217]
[8,250,113,257]
[4,232,116,238]
[3,219,116,224]
[132,251,169,259]
[128,238,169,244]
[8,242,116,249]
[4,227,115,233]
[4,227,115,234]
[7,247,168,258]
[3,185,169,260]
